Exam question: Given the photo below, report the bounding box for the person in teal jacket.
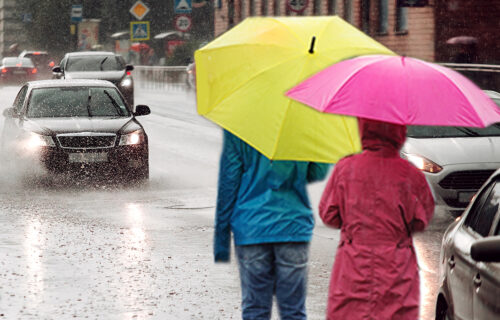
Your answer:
[214,130,330,320]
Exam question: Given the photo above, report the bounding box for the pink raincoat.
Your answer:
[319,119,434,320]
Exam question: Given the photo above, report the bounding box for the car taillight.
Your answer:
[49,61,55,67]
[126,71,131,76]
[1,68,7,73]
[32,68,37,74]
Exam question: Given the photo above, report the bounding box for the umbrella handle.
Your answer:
[309,36,316,54]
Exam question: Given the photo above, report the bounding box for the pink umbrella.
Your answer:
[286,55,500,127]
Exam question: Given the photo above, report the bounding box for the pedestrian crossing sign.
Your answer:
[130,21,150,41]
[174,0,192,13]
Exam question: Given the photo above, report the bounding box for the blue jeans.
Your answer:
[235,242,310,320]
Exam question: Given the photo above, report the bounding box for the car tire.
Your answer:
[435,296,452,320]
[131,162,149,182]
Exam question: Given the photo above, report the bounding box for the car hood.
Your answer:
[402,136,500,166]
[64,71,125,81]
[24,117,140,135]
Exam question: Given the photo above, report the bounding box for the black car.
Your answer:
[1,80,150,181]
[0,57,38,85]
[18,50,55,80]
[435,168,500,320]
[52,51,134,106]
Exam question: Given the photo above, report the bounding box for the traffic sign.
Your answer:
[174,15,192,32]
[130,1,150,20]
[286,0,308,13]
[130,21,150,41]
[71,4,83,22]
[174,0,192,13]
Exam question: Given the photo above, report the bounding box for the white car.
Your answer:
[401,91,500,215]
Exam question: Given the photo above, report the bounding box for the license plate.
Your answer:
[458,192,475,204]
[68,153,108,163]
[13,70,26,75]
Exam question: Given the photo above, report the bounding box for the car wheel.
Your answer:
[131,162,149,182]
[435,295,452,320]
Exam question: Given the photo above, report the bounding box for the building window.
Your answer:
[343,0,352,22]
[262,0,268,15]
[361,0,370,33]
[314,0,322,15]
[250,0,255,16]
[240,0,246,19]
[378,0,388,34]
[327,0,337,15]
[228,0,235,27]
[396,6,408,33]
[273,0,280,15]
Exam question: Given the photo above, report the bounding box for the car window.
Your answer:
[26,87,129,118]
[65,55,125,72]
[13,86,28,113]
[464,180,500,236]
[2,57,34,68]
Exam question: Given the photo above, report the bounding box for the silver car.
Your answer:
[401,91,500,215]
[435,168,500,320]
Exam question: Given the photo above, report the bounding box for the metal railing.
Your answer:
[133,66,189,90]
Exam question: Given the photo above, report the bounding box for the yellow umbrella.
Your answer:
[195,16,395,163]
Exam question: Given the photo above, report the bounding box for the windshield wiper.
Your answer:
[103,90,125,116]
[454,127,480,137]
[100,57,108,71]
[86,88,93,117]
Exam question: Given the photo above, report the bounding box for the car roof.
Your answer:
[20,50,49,56]
[26,79,118,89]
[65,51,117,57]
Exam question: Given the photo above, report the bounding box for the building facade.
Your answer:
[213,0,500,64]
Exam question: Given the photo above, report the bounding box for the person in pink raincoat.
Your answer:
[319,118,435,320]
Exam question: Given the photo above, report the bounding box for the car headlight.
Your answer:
[120,77,133,88]
[119,130,144,145]
[26,132,55,149]
[401,153,442,173]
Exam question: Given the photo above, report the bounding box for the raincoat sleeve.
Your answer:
[319,166,342,228]
[307,162,331,183]
[214,131,243,262]
[409,171,435,232]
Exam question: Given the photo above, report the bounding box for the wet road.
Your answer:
[0,84,455,319]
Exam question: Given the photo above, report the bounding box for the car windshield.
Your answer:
[3,57,34,67]
[65,55,125,72]
[408,123,500,138]
[25,54,50,67]
[26,87,130,118]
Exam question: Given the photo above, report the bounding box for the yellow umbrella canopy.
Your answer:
[195,16,395,163]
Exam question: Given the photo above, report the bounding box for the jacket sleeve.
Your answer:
[307,162,331,183]
[409,171,435,232]
[214,131,243,262]
[319,166,342,228]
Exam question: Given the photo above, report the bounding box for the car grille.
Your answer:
[57,134,116,149]
[438,170,496,190]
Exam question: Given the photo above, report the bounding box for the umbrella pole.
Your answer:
[309,36,316,54]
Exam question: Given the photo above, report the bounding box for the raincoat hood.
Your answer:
[359,118,407,152]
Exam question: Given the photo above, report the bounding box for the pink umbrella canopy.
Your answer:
[286,55,500,127]
[446,36,478,45]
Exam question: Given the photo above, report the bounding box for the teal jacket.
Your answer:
[214,130,330,262]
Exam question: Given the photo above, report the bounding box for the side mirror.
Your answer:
[134,105,150,116]
[52,66,61,73]
[470,236,500,262]
[126,64,134,71]
[3,107,18,118]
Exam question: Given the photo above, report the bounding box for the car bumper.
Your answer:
[36,144,148,175]
[423,162,500,212]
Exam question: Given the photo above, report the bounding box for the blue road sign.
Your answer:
[174,0,192,13]
[71,4,83,22]
[131,21,150,41]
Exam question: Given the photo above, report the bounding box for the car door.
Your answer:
[448,181,495,320]
[472,181,500,319]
